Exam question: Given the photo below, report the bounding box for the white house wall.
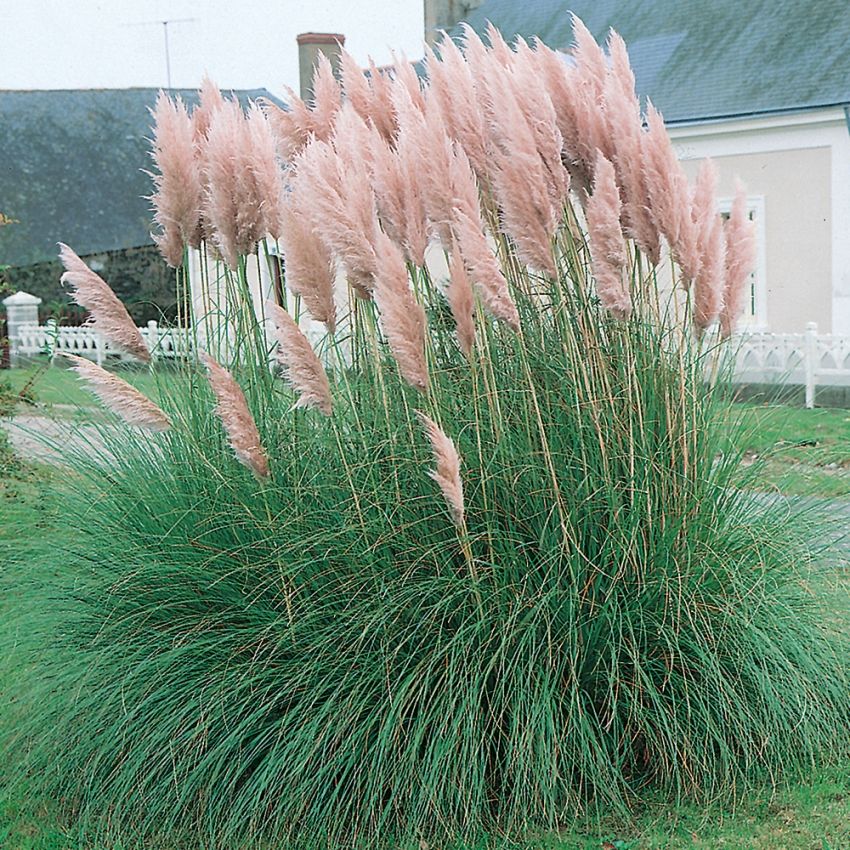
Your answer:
[669,107,850,334]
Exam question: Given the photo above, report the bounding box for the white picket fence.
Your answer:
[5,305,850,408]
[13,320,193,365]
[724,322,850,407]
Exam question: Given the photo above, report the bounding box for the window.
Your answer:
[719,195,767,331]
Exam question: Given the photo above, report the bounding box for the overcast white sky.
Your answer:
[0,0,424,97]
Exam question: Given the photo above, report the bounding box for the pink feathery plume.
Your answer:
[61,354,171,431]
[266,301,333,416]
[192,76,225,146]
[310,52,343,138]
[690,159,725,331]
[245,103,284,240]
[429,30,491,181]
[339,48,373,118]
[585,154,632,319]
[395,88,455,248]
[149,91,201,265]
[446,248,476,356]
[366,57,397,140]
[512,38,570,210]
[201,352,270,478]
[720,181,757,338]
[371,230,429,391]
[485,21,514,66]
[59,243,151,362]
[452,210,520,331]
[262,55,341,160]
[263,94,313,160]
[642,102,700,282]
[203,99,248,267]
[533,41,592,194]
[479,54,559,275]
[291,131,378,298]
[368,122,428,266]
[278,197,337,332]
[603,32,662,265]
[390,51,425,114]
[569,16,614,186]
[338,50,395,140]
[415,411,465,529]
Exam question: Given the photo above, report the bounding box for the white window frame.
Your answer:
[718,194,767,331]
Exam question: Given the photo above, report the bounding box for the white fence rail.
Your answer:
[4,288,850,407]
[726,322,850,407]
[12,320,193,365]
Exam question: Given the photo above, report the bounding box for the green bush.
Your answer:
[2,281,847,849]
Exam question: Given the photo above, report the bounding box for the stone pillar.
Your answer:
[296,32,345,101]
[2,291,42,367]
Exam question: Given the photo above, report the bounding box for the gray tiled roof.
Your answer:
[455,0,850,124]
[0,87,282,268]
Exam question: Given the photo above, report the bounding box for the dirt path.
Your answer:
[2,410,112,464]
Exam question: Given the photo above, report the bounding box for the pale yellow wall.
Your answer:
[681,146,832,333]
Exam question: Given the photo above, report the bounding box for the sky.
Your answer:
[0,0,425,97]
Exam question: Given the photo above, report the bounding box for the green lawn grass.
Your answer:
[2,357,185,409]
[1,383,848,849]
[730,403,850,497]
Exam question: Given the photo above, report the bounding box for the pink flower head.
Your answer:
[150,91,202,265]
[642,102,698,281]
[452,209,520,331]
[427,32,491,181]
[690,159,726,331]
[720,180,757,337]
[602,32,661,265]
[585,153,632,319]
[279,196,337,332]
[371,229,429,391]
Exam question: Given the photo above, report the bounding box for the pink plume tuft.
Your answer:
[59,243,151,362]
[201,353,270,478]
[266,301,333,415]
[371,230,429,391]
[150,91,202,265]
[585,154,632,319]
[720,181,757,337]
[446,249,476,356]
[61,354,171,431]
[416,411,466,529]
[278,197,337,332]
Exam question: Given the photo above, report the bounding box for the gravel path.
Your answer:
[2,411,112,465]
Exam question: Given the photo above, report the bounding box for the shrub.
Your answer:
[2,18,847,850]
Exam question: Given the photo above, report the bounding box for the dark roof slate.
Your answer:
[0,87,283,268]
[455,0,850,124]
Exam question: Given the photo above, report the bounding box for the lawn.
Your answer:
[4,361,850,496]
[1,380,848,849]
[1,356,185,409]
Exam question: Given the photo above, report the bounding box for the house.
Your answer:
[428,0,850,335]
[0,87,281,324]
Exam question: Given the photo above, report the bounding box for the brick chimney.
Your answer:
[423,0,484,46]
[296,32,345,101]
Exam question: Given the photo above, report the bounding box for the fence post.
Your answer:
[2,291,42,367]
[804,321,818,409]
[147,319,159,359]
[45,317,58,362]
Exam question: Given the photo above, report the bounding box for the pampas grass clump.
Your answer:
[2,18,848,850]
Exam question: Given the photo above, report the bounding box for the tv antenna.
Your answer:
[123,17,197,88]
